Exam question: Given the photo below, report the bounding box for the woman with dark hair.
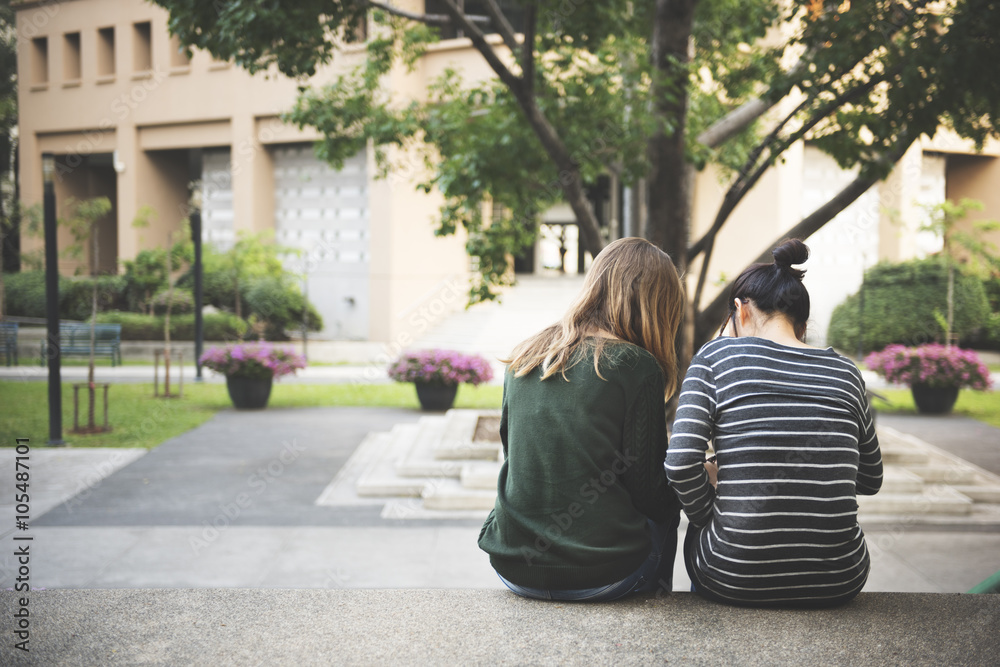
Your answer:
[479,237,685,601]
[666,239,883,607]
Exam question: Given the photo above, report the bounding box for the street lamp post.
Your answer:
[42,153,64,446]
[191,209,204,381]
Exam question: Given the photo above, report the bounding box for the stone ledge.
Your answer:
[4,589,997,665]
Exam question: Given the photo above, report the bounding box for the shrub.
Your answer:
[827,258,990,354]
[149,288,194,315]
[242,276,323,339]
[3,271,126,320]
[865,344,992,390]
[121,248,168,313]
[95,310,247,341]
[387,349,494,386]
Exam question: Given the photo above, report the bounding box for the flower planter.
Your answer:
[415,383,458,411]
[910,384,960,415]
[226,375,274,410]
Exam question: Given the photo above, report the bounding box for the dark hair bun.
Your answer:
[772,238,808,280]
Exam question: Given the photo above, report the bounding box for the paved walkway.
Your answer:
[2,407,999,594]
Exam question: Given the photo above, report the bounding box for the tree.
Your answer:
[153,0,1000,355]
[60,196,114,432]
[918,198,999,345]
[0,0,20,319]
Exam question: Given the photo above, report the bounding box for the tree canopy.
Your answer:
[153,0,1000,346]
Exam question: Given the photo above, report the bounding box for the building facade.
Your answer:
[16,0,1000,345]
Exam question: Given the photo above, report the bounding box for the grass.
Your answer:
[0,381,503,449]
[871,388,1000,429]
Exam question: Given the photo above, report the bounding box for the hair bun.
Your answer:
[772,238,808,279]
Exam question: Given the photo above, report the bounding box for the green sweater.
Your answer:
[478,340,680,590]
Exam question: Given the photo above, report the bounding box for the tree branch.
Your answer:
[482,0,520,55]
[522,3,536,96]
[365,1,489,27]
[434,0,606,256]
[696,0,934,150]
[694,134,915,338]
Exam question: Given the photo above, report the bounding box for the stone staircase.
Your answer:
[315,410,1000,525]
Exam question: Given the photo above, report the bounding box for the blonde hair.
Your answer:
[504,237,685,399]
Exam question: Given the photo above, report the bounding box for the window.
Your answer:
[133,21,152,72]
[345,11,368,44]
[63,32,81,82]
[31,37,49,86]
[97,26,115,77]
[169,34,190,69]
[425,0,525,41]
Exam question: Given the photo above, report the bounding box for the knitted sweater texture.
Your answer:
[479,340,680,590]
[666,336,882,607]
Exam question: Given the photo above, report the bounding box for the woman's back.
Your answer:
[667,336,882,607]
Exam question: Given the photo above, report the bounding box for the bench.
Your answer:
[0,321,16,366]
[40,322,122,366]
[19,589,1000,664]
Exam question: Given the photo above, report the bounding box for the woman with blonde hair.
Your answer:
[479,237,685,601]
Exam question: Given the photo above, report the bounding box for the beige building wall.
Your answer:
[16,0,471,341]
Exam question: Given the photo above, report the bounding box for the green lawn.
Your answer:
[871,388,1000,429]
[0,381,503,449]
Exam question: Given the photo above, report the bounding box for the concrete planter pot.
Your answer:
[910,383,960,415]
[226,375,273,410]
[414,383,458,412]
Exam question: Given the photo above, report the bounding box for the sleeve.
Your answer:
[499,372,509,460]
[665,357,717,527]
[620,370,680,523]
[855,380,882,496]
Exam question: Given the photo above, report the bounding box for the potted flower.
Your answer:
[865,343,993,414]
[200,342,307,410]
[387,349,494,411]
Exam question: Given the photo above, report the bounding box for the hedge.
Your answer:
[827,258,990,354]
[94,311,247,341]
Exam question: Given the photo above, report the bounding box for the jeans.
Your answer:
[497,515,679,602]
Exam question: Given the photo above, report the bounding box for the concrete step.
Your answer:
[461,461,503,490]
[880,445,932,466]
[857,485,973,516]
[422,478,497,511]
[356,423,426,497]
[395,416,463,478]
[903,465,978,485]
[434,409,502,460]
[880,467,925,494]
[951,484,1000,504]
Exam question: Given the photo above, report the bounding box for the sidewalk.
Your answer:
[2,407,999,594]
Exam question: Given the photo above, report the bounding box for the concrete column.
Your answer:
[878,143,924,262]
[230,114,273,235]
[115,123,141,262]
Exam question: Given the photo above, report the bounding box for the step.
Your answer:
[395,416,464,478]
[422,478,498,511]
[461,461,503,490]
[434,409,502,460]
[903,465,978,485]
[356,423,427,497]
[857,486,973,516]
[315,432,392,507]
[950,485,1000,504]
[880,445,931,466]
[880,467,925,494]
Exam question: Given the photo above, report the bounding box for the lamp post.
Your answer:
[42,153,64,446]
[190,208,204,381]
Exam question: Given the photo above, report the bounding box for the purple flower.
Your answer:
[386,349,494,387]
[199,343,307,381]
[867,343,992,391]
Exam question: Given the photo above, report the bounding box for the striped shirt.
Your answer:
[666,336,882,607]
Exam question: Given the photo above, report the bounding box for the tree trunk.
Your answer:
[646,0,698,370]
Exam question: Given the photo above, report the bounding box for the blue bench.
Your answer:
[40,323,122,366]
[0,322,16,366]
